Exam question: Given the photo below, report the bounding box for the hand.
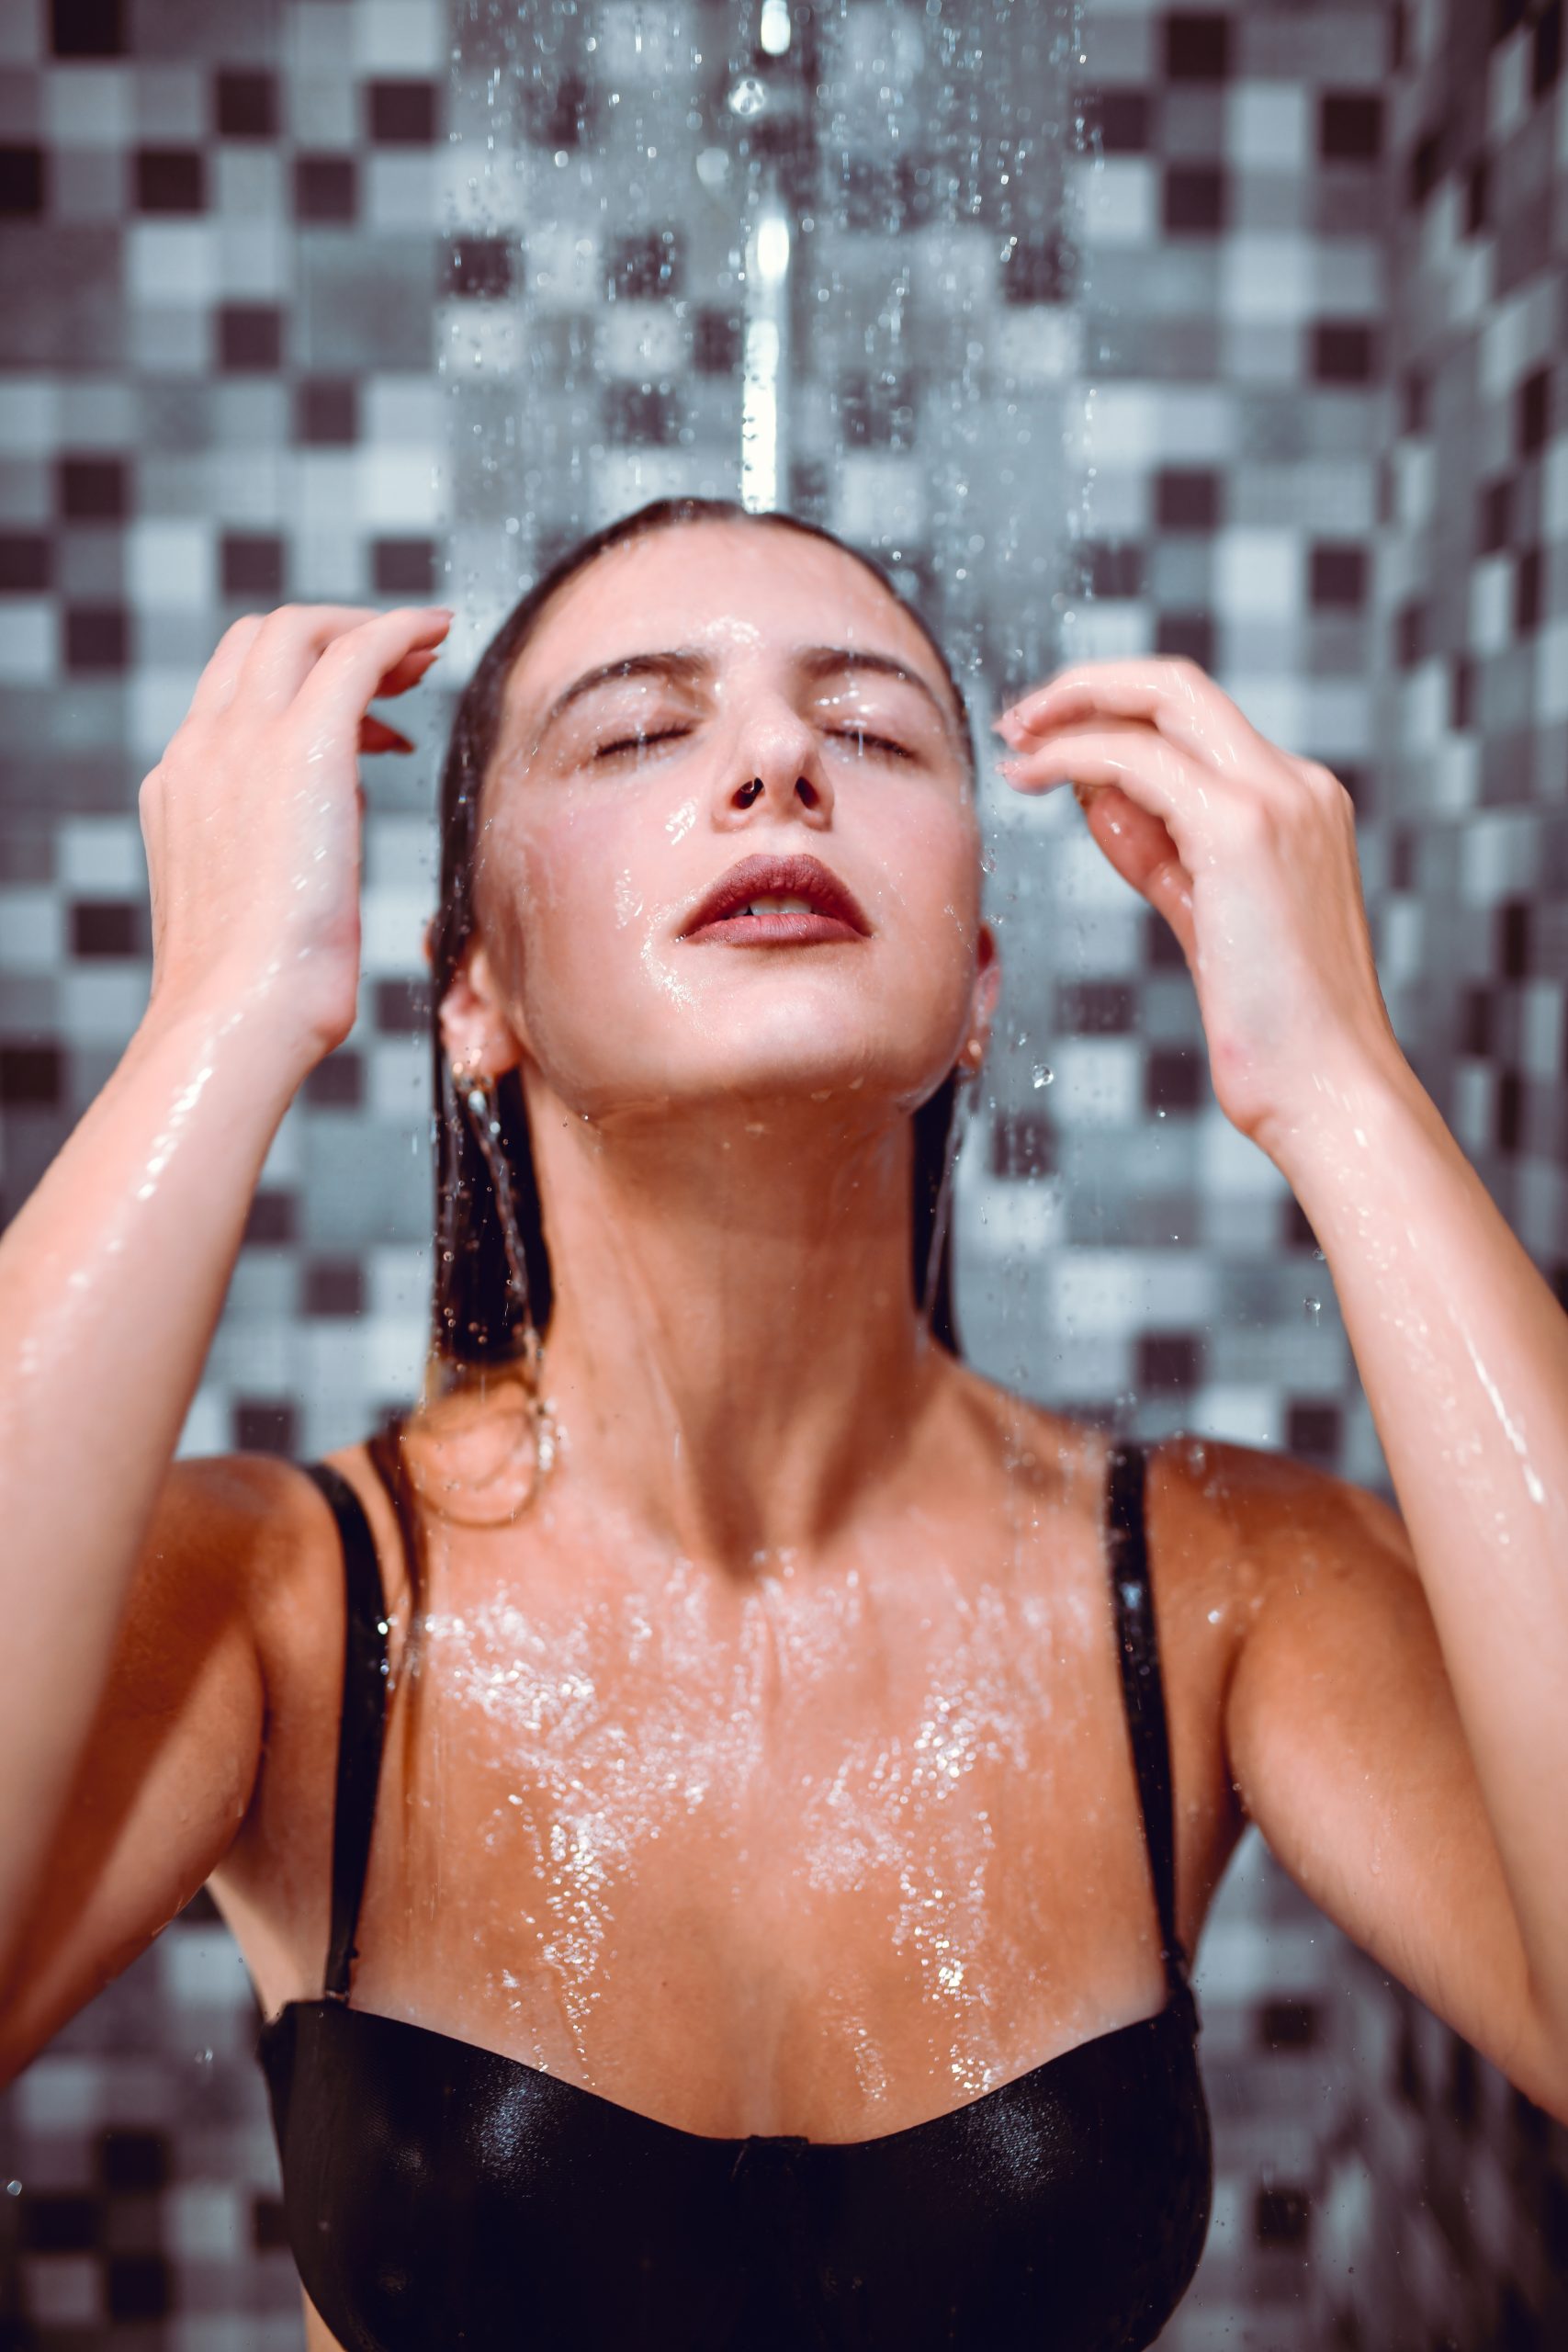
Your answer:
[138,603,452,1064]
[994,656,1407,1162]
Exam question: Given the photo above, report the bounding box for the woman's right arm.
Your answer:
[0,600,451,2056]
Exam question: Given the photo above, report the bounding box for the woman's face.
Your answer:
[463,519,996,1127]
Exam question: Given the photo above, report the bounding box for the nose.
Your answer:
[713,695,834,831]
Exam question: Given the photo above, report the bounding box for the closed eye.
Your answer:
[592,727,915,762]
[592,727,693,762]
[830,729,914,761]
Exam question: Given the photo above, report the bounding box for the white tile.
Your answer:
[361,888,432,974]
[1197,1110,1286,1198]
[214,206,290,299]
[992,304,1082,386]
[0,601,54,683]
[127,220,216,305]
[366,815,438,889]
[1047,1036,1143,1126]
[130,666,201,763]
[369,1244,430,1317]
[0,888,64,968]
[363,375,443,446]
[596,300,685,378]
[43,63,132,141]
[836,452,927,546]
[435,298,524,384]
[1229,84,1308,171]
[1214,529,1300,623]
[0,378,58,454]
[354,0,444,72]
[127,519,214,610]
[14,2055,105,2132]
[1186,1385,1280,1447]
[365,151,437,233]
[1223,234,1316,323]
[1073,153,1156,246]
[164,2182,246,2259]
[59,817,144,892]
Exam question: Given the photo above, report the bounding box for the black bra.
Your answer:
[256,1438,1213,2351]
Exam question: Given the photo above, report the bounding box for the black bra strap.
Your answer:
[1105,1439,1188,1995]
[300,1462,389,2004]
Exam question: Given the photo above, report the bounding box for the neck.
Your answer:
[522,1083,947,1570]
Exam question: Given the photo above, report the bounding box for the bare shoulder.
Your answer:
[115,1449,330,1704]
[938,1357,1282,1616]
[1147,1428,1416,1604]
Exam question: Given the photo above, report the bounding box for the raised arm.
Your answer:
[997,651,1568,2123]
[0,600,450,2034]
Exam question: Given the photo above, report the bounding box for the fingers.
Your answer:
[374,642,446,699]
[998,725,1209,860]
[236,603,452,710]
[185,614,267,722]
[290,605,454,734]
[996,657,1270,782]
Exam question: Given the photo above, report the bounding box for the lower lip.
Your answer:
[682,910,865,946]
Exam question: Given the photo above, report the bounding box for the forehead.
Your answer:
[501,521,945,728]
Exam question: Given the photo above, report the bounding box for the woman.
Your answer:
[0,494,1564,2352]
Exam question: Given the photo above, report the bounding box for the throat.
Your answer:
[521,1095,942,1566]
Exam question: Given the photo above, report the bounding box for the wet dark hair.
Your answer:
[423,495,977,1390]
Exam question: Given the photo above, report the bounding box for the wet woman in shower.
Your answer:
[1,496,1565,2351]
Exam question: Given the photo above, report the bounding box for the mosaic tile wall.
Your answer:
[1,0,1565,2344]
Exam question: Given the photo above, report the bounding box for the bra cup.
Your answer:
[259,1995,1212,2352]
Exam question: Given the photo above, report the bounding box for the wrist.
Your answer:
[1259,1037,1442,1202]
[136,972,334,1099]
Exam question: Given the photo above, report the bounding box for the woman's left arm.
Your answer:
[996,657,1568,2121]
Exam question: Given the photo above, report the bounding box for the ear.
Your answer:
[960,922,1001,1074]
[436,937,525,1081]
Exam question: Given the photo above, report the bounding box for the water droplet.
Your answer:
[1032,1064,1053,1088]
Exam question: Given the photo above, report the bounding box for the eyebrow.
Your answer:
[531,643,960,748]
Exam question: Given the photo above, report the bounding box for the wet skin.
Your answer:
[7,526,1562,2352]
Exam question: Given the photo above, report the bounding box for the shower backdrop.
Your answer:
[2,0,1566,2344]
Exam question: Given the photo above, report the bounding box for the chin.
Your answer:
[523,946,973,1129]
[539,1025,950,1135]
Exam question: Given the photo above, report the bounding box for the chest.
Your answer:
[333,1527,1231,2137]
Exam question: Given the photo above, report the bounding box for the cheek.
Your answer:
[865,795,984,959]
[492,797,671,1037]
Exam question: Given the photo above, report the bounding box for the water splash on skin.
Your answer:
[136,1059,216,1199]
[613,870,644,927]
[665,797,697,843]
[366,1421,1122,2126]
[637,907,699,1010]
[1454,1317,1548,1508]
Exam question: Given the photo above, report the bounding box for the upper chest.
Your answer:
[231,1421,1249,2135]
